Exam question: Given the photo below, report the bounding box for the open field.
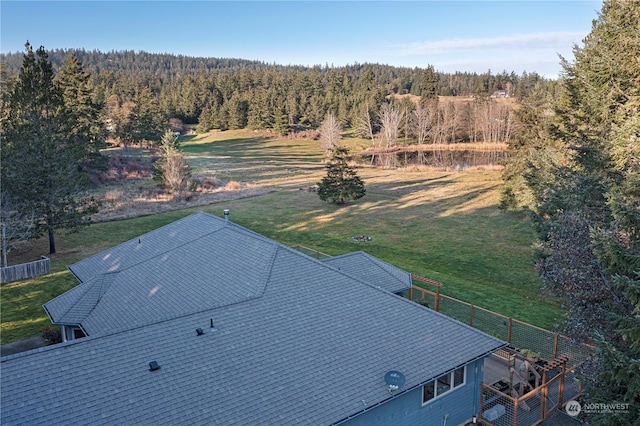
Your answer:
[1,130,564,345]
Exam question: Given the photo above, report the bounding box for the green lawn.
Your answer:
[0,130,564,345]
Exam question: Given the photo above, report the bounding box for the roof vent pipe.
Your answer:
[224,209,229,222]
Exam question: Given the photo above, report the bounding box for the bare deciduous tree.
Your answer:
[0,195,37,266]
[378,103,403,168]
[474,99,515,143]
[379,103,403,148]
[411,105,434,145]
[318,111,342,152]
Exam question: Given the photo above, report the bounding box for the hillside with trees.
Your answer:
[1,48,556,137]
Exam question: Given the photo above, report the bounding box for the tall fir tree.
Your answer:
[55,51,107,172]
[153,130,192,198]
[502,2,640,422]
[125,87,165,148]
[0,43,98,254]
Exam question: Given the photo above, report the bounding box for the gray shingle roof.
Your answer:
[46,213,278,335]
[68,211,228,283]
[322,251,412,293]
[2,212,505,425]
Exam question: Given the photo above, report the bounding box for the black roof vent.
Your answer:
[149,361,161,371]
[196,328,204,336]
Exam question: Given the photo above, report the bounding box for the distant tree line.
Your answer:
[1,49,557,138]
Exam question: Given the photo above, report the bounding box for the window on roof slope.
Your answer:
[422,366,466,405]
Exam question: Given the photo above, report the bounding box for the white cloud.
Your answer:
[391,31,586,55]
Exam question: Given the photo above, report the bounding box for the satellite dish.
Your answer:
[384,370,405,393]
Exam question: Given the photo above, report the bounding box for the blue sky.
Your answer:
[1,1,601,77]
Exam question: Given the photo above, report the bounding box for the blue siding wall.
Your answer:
[343,358,485,426]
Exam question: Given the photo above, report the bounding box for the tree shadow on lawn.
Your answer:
[276,186,550,325]
[182,137,321,164]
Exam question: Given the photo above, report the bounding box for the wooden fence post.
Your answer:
[507,318,512,345]
[469,305,474,327]
[541,371,548,419]
[558,363,566,408]
[435,285,440,312]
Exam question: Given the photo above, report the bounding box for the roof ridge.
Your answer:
[68,211,222,281]
[48,273,118,326]
[94,225,226,276]
[322,250,411,293]
[43,278,96,324]
[253,242,281,299]
[359,251,411,284]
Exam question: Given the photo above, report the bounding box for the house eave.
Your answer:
[331,342,508,425]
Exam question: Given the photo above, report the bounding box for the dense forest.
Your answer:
[1,48,557,139]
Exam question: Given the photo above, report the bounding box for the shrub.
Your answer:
[41,326,62,345]
[225,181,242,191]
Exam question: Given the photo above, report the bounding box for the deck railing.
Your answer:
[479,364,581,426]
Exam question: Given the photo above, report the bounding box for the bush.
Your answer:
[41,326,62,345]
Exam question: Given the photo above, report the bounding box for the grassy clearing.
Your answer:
[0,271,78,343]
[181,130,325,186]
[1,130,563,345]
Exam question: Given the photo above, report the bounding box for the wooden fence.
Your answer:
[1,256,51,284]
[407,284,595,370]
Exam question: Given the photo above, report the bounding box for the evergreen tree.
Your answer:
[125,87,165,148]
[272,96,289,136]
[503,2,639,421]
[414,65,438,101]
[500,83,558,210]
[317,147,365,205]
[0,42,98,254]
[226,91,248,130]
[197,96,222,133]
[247,89,270,129]
[55,51,107,172]
[577,3,640,421]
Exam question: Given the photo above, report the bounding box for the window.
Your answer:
[72,327,86,339]
[422,366,466,405]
